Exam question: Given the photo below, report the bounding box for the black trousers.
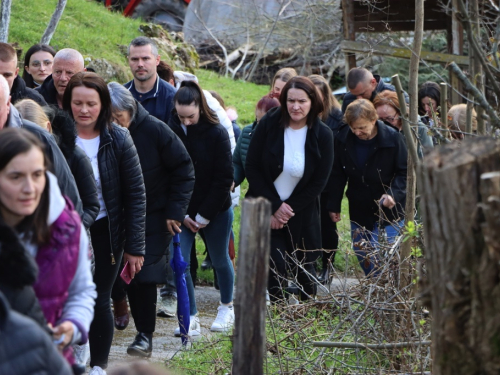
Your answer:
[320,191,339,267]
[89,217,123,369]
[268,227,318,303]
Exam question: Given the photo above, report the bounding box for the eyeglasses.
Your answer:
[380,115,399,123]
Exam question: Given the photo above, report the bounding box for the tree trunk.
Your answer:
[418,138,500,374]
[40,0,68,45]
[0,0,12,43]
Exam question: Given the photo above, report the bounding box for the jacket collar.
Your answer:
[11,75,26,96]
[99,123,113,146]
[5,105,24,128]
[128,101,149,134]
[338,120,398,148]
[37,74,58,105]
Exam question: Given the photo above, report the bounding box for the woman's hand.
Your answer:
[52,321,74,351]
[380,194,396,209]
[166,219,182,236]
[329,212,341,223]
[274,203,294,224]
[271,215,284,230]
[183,216,200,233]
[195,221,207,229]
[123,253,144,277]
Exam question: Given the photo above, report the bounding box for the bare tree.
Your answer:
[0,0,12,43]
[41,0,68,45]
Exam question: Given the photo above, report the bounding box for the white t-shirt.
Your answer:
[273,126,307,201]
[76,136,108,220]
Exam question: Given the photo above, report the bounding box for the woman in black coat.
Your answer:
[168,81,234,335]
[63,72,146,372]
[246,76,334,303]
[327,99,407,276]
[108,82,195,357]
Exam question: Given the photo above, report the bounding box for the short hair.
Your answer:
[54,48,84,67]
[418,81,441,115]
[0,127,50,244]
[0,75,9,104]
[372,90,402,115]
[22,44,56,88]
[63,72,113,132]
[0,42,17,63]
[157,60,174,82]
[108,81,137,120]
[308,74,341,122]
[128,37,158,57]
[14,99,51,131]
[346,68,372,90]
[256,95,280,113]
[271,67,297,90]
[344,99,378,126]
[173,81,219,125]
[279,76,324,129]
[448,103,477,134]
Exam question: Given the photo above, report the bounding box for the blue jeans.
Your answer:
[172,208,234,316]
[351,220,404,276]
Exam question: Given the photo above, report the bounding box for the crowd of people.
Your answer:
[0,35,473,375]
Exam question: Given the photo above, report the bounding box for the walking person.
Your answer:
[168,80,235,335]
[246,76,334,303]
[108,82,195,356]
[22,44,56,89]
[63,72,146,374]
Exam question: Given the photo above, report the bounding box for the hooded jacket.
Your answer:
[10,75,47,106]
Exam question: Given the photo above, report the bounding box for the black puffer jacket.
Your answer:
[0,223,48,331]
[168,114,233,221]
[98,123,146,257]
[0,291,72,375]
[35,74,58,107]
[10,76,47,106]
[51,111,99,229]
[325,107,346,137]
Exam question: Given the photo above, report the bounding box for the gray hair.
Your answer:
[54,48,84,67]
[0,75,9,104]
[108,82,137,119]
[128,36,158,57]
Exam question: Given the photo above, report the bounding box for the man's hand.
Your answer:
[52,321,74,351]
[380,194,396,209]
[183,216,200,233]
[167,219,182,236]
[329,212,341,223]
[123,253,144,277]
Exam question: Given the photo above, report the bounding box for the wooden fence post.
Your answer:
[232,197,271,375]
[418,138,500,374]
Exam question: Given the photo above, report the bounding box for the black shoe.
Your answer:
[127,332,153,358]
[201,257,212,271]
[317,267,330,285]
[286,282,300,295]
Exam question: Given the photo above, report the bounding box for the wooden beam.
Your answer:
[342,0,356,74]
[340,40,470,66]
[353,20,447,32]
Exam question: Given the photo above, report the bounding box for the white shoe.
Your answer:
[174,315,201,337]
[73,342,90,366]
[89,366,107,375]
[210,304,235,332]
[266,290,271,306]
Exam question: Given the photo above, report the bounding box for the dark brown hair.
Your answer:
[279,76,324,128]
[22,44,56,88]
[157,60,174,83]
[62,72,113,132]
[0,128,51,244]
[344,99,378,126]
[308,74,341,122]
[208,90,225,109]
[0,42,16,62]
[346,67,372,90]
[173,80,219,125]
[418,81,441,116]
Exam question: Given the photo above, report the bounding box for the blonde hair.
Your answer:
[447,103,477,134]
[271,67,297,90]
[14,99,51,132]
[344,99,378,126]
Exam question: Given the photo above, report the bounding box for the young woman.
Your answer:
[270,67,297,99]
[168,80,234,335]
[246,76,334,303]
[22,44,56,88]
[327,99,407,276]
[0,127,95,370]
[63,72,146,373]
[418,81,442,120]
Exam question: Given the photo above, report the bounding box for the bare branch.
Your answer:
[0,0,12,43]
[40,0,67,45]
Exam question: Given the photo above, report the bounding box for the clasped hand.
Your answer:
[271,202,294,230]
[183,216,206,233]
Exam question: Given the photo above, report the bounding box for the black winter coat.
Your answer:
[325,107,346,137]
[0,292,72,375]
[327,121,407,229]
[51,111,99,229]
[129,103,194,284]
[0,223,48,332]
[11,76,47,106]
[35,74,58,107]
[245,107,334,249]
[97,124,146,258]
[169,115,233,221]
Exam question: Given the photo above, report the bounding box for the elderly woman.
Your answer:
[327,99,407,276]
[447,103,477,140]
[107,82,194,357]
[246,76,334,303]
[373,90,433,158]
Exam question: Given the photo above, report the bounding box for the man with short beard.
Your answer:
[124,37,176,125]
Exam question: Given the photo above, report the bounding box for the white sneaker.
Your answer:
[210,305,235,332]
[73,342,90,366]
[266,290,271,306]
[174,315,201,337]
[89,366,107,375]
